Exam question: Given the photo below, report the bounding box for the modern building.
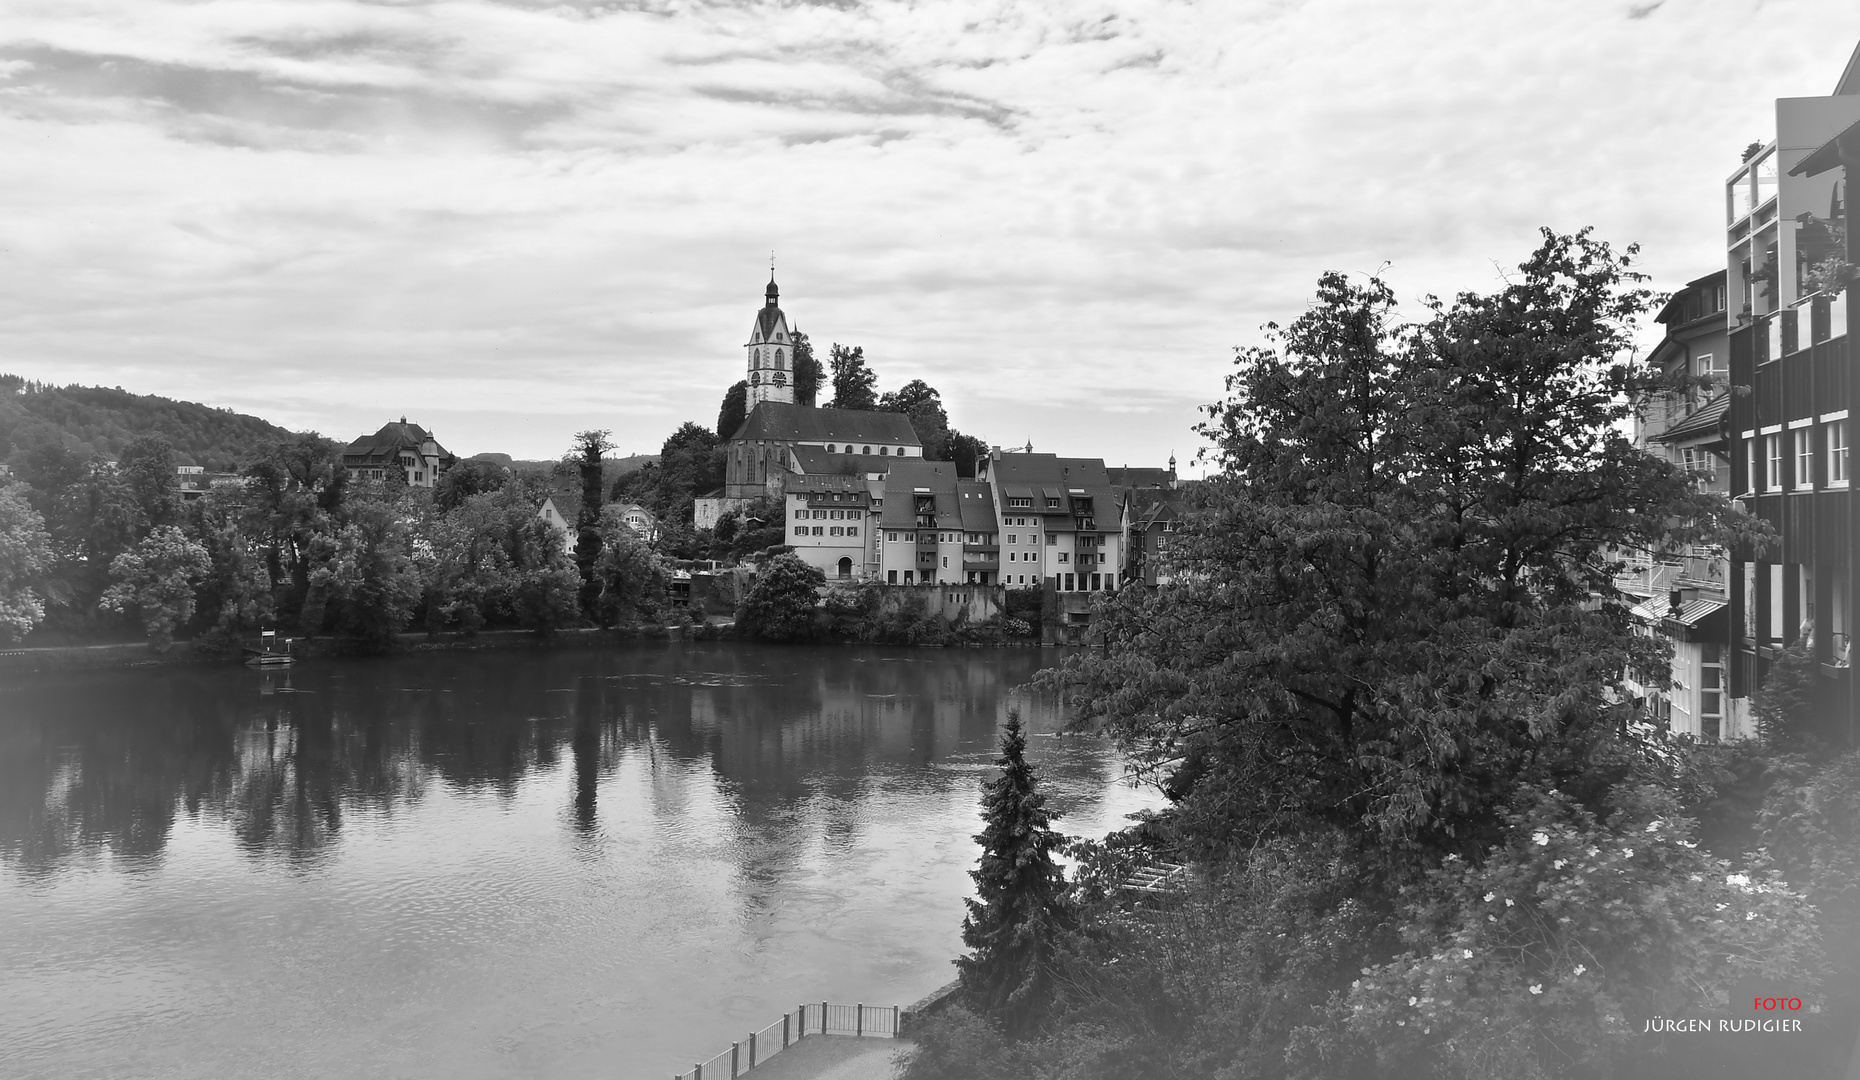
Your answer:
[1724,49,1860,743]
[342,418,454,488]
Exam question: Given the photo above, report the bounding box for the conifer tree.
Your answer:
[957,710,1072,1035]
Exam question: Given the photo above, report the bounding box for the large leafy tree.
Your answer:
[717,380,748,440]
[791,329,824,407]
[735,552,823,640]
[592,504,669,626]
[0,484,51,642]
[299,498,420,648]
[570,430,612,617]
[118,434,180,532]
[880,378,951,459]
[956,710,1073,1035]
[1055,229,1750,860]
[99,525,211,651]
[827,344,879,411]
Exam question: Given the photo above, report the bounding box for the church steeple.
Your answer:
[746,271,795,407]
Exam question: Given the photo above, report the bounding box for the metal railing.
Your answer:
[673,1001,900,1080]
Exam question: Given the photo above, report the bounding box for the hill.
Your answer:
[0,376,298,473]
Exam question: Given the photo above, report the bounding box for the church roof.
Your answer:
[730,401,921,447]
[756,305,786,340]
[1105,466,1175,489]
[790,444,902,476]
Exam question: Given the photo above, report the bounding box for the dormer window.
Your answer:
[826,444,836,453]
[880,446,889,456]
[862,446,871,455]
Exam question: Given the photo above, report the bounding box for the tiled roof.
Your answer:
[1653,393,1729,444]
[877,460,961,529]
[731,402,921,446]
[784,473,866,494]
[789,444,901,476]
[957,481,999,532]
[342,419,451,463]
[1105,467,1174,489]
[989,452,1110,488]
[756,305,785,340]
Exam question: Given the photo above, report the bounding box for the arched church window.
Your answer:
[879,446,889,456]
[775,349,785,370]
[753,348,761,366]
[826,444,836,453]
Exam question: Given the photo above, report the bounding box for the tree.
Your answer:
[118,434,180,532]
[592,504,669,626]
[956,710,1073,1035]
[827,344,879,410]
[1755,643,1822,748]
[791,329,824,407]
[570,430,612,618]
[880,378,951,459]
[99,525,211,651]
[186,490,275,645]
[1050,229,1752,860]
[434,458,510,512]
[735,552,823,640]
[0,484,51,642]
[717,380,749,440]
[946,431,990,478]
[299,499,420,649]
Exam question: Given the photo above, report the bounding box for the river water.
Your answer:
[0,642,1159,1080]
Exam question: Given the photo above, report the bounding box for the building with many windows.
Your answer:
[784,473,874,580]
[1724,52,1859,743]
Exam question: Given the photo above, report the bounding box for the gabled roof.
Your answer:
[541,476,583,530]
[729,402,921,446]
[1837,39,1860,96]
[1792,114,1860,178]
[755,306,787,341]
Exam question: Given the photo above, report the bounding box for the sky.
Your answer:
[0,1,1856,473]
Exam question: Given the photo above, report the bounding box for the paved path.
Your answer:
[724,1035,910,1080]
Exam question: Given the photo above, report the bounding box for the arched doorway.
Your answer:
[837,557,853,579]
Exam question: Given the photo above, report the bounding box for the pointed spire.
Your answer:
[766,265,779,307]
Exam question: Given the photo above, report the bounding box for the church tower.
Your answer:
[745,272,795,407]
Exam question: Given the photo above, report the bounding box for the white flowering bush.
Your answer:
[1294,786,1823,1079]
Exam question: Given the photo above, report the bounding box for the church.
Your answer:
[696,275,924,527]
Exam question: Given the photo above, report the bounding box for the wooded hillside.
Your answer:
[0,376,296,473]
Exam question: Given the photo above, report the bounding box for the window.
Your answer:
[1795,428,1815,489]
[888,532,898,542]
[880,446,889,456]
[848,526,858,537]
[862,446,871,455]
[1766,433,1783,489]
[1007,534,1016,544]
[942,557,948,568]
[794,526,807,536]
[1058,553,1069,563]
[812,526,824,536]
[1046,533,1057,545]
[1832,420,1850,484]
[888,570,897,584]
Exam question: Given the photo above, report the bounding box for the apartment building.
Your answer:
[783,473,874,581]
[1724,52,1860,742]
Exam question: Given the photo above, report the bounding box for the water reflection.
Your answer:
[0,643,1111,878]
[0,643,1150,1080]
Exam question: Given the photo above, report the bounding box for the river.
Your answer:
[0,642,1161,1080]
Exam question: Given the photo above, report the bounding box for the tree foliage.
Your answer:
[734,552,823,641]
[591,504,669,626]
[0,484,51,642]
[827,344,879,411]
[717,380,749,440]
[881,378,952,459]
[791,329,824,407]
[99,525,211,650]
[956,710,1074,1035]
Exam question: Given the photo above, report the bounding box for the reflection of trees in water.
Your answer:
[0,644,1129,881]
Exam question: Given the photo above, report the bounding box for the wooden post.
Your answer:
[749,1032,757,1068]
[730,1041,739,1078]
[821,1001,828,1035]
[893,1004,900,1036]
[856,1002,863,1036]
[783,1012,790,1048]
[798,1003,806,1037]
[694,1065,701,1080]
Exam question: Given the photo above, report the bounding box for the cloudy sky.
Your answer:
[0,1,1855,470]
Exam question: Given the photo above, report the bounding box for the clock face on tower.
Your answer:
[750,371,761,385]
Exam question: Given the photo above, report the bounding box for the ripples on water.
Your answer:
[0,642,1160,1080]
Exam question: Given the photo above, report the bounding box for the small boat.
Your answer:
[244,630,296,668]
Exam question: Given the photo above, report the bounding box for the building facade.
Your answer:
[784,473,874,580]
[1724,60,1860,743]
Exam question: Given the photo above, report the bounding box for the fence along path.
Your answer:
[674,1001,900,1080]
